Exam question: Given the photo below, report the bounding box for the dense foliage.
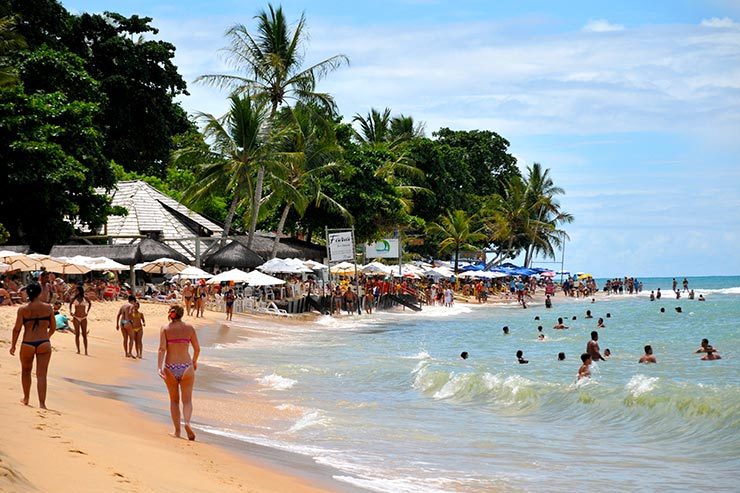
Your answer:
[0,1,572,266]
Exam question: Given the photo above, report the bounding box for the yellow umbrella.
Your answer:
[577,273,593,280]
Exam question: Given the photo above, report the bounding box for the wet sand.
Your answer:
[0,301,339,493]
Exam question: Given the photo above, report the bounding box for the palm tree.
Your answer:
[353,108,424,148]
[427,210,487,273]
[196,4,348,249]
[482,176,540,267]
[263,105,351,258]
[174,94,273,243]
[522,163,573,266]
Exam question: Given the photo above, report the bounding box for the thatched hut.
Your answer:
[202,241,264,270]
[1,245,32,254]
[136,238,190,263]
[49,244,140,265]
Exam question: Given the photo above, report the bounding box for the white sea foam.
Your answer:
[333,474,457,493]
[626,374,659,397]
[256,373,297,390]
[402,350,431,360]
[287,409,331,433]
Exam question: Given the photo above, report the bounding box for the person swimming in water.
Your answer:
[502,326,510,335]
[516,350,528,364]
[578,353,592,380]
[585,310,593,319]
[587,331,606,361]
[460,351,469,360]
[558,352,566,361]
[553,317,569,329]
[639,345,657,363]
[597,317,605,328]
[701,346,722,361]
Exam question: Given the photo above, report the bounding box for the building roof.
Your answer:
[50,244,140,264]
[104,181,223,261]
[202,241,264,270]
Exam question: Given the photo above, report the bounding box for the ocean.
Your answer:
[168,276,740,492]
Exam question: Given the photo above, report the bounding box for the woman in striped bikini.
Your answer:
[157,304,200,440]
[10,282,56,409]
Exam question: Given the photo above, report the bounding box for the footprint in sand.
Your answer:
[68,449,87,455]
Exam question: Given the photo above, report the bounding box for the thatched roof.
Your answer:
[281,237,325,262]
[233,235,303,260]
[49,239,189,265]
[50,244,140,264]
[202,242,264,269]
[0,245,32,254]
[137,238,190,263]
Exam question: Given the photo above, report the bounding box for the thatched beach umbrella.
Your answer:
[202,242,264,270]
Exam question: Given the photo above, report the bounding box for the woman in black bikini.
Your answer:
[158,304,200,440]
[10,282,56,409]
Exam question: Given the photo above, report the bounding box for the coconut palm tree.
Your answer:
[196,5,348,249]
[175,94,273,243]
[263,104,351,258]
[427,210,487,273]
[522,163,573,266]
[353,108,424,148]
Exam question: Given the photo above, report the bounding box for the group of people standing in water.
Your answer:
[8,280,200,440]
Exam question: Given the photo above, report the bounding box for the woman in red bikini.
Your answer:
[9,282,56,409]
[157,304,200,440]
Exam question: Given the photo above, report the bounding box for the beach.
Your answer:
[0,301,335,493]
[1,278,738,493]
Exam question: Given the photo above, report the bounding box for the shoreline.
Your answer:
[0,301,349,493]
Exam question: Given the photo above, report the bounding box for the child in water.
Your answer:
[578,353,592,380]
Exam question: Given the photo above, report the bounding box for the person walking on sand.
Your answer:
[116,295,136,358]
[9,283,56,409]
[587,331,606,362]
[224,288,235,321]
[158,304,200,440]
[182,281,194,316]
[69,284,91,355]
[131,301,146,359]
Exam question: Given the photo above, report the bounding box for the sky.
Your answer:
[64,0,740,277]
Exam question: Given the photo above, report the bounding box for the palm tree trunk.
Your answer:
[454,247,459,274]
[246,165,265,249]
[247,102,280,250]
[270,204,291,259]
[222,191,240,246]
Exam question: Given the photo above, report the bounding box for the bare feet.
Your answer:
[20,398,29,406]
[40,404,47,410]
[185,424,195,441]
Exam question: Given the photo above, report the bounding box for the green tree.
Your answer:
[196,4,348,249]
[426,210,487,273]
[522,162,573,266]
[0,87,114,251]
[482,176,538,266]
[264,104,350,258]
[175,95,274,243]
[0,15,25,86]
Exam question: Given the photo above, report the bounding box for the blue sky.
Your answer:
[65,1,740,277]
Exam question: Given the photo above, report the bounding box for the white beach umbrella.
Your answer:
[361,261,392,275]
[259,258,311,274]
[172,266,213,280]
[138,257,187,274]
[0,250,34,270]
[40,256,92,275]
[206,268,251,284]
[303,259,327,270]
[330,261,357,275]
[63,255,129,271]
[242,270,286,286]
[0,262,10,273]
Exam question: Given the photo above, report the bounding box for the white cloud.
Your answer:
[700,17,738,28]
[582,19,625,32]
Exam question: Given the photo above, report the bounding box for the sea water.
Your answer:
[196,276,740,492]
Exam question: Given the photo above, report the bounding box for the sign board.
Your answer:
[365,239,400,259]
[328,231,355,261]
